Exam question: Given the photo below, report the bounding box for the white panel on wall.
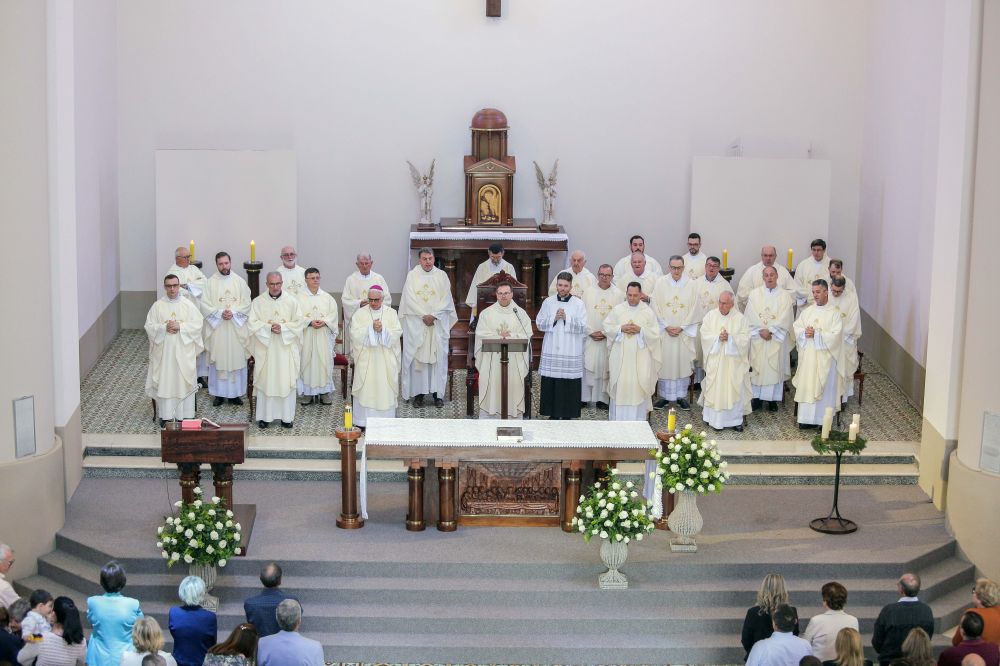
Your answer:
[154,150,296,285]
[690,157,831,277]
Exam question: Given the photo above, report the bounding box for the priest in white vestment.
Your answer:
[691,256,735,384]
[736,245,798,310]
[249,272,306,428]
[744,266,795,412]
[792,279,845,428]
[613,252,657,299]
[794,239,832,305]
[612,234,663,279]
[297,268,339,405]
[341,253,391,356]
[349,286,402,428]
[145,274,204,424]
[169,245,209,377]
[830,277,862,404]
[465,243,517,315]
[650,256,700,411]
[200,252,251,406]
[582,265,624,408]
[602,282,662,421]
[547,250,596,298]
[274,246,307,297]
[474,284,534,419]
[400,248,457,408]
[537,272,588,420]
[699,292,751,431]
[683,233,708,280]
[828,259,857,294]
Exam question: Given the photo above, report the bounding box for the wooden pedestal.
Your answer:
[336,428,365,529]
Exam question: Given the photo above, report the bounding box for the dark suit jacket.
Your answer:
[168,604,217,666]
[872,599,935,663]
[244,588,298,638]
[0,628,24,665]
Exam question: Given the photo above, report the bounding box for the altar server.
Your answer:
[200,251,251,406]
[474,283,534,418]
[400,248,457,408]
[650,256,700,411]
[613,234,663,279]
[249,272,305,428]
[613,251,657,298]
[582,265,624,409]
[691,256,735,384]
[830,276,862,403]
[683,233,708,280]
[274,246,307,296]
[297,268,339,406]
[465,243,517,315]
[602,282,662,421]
[341,253,391,356]
[736,245,797,310]
[794,239,832,305]
[537,272,588,420]
[349,286,402,428]
[145,274,204,424]
[547,250,595,298]
[699,292,751,431]
[744,266,794,412]
[793,279,845,429]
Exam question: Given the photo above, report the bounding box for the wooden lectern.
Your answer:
[160,424,255,554]
[480,338,530,419]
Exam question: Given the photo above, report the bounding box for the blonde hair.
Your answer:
[901,627,934,666]
[833,628,865,666]
[756,573,789,615]
[975,578,1000,607]
[132,616,165,653]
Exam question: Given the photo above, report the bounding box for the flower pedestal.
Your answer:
[667,490,703,552]
[598,540,629,590]
[189,563,219,612]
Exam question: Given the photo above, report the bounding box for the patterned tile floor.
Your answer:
[82,330,922,441]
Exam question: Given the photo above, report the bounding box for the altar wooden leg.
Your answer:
[336,430,364,529]
[561,462,583,532]
[443,255,459,304]
[210,463,234,511]
[437,464,457,532]
[178,463,201,505]
[539,255,551,302]
[520,258,535,308]
[406,460,426,532]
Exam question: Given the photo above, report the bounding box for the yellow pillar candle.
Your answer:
[667,407,677,433]
[821,406,834,441]
[852,413,860,427]
[722,249,728,270]
[787,248,794,271]
[848,423,859,442]
[189,240,195,263]
[250,240,256,262]
[344,403,353,430]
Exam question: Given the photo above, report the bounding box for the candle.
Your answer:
[787,248,794,271]
[722,249,728,270]
[250,240,256,262]
[848,423,859,442]
[821,407,834,441]
[852,413,860,427]
[667,407,677,433]
[189,240,195,263]
[344,403,353,430]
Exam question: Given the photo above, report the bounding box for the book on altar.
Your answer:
[496,426,523,443]
[180,418,221,430]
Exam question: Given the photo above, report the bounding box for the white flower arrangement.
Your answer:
[650,425,730,495]
[155,487,243,568]
[571,467,655,543]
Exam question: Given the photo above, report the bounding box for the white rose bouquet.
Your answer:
[571,467,655,544]
[155,487,242,568]
[650,425,730,495]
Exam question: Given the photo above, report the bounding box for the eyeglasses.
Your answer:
[281,253,296,258]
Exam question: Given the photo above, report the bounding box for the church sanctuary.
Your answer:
[4,1,1000,664]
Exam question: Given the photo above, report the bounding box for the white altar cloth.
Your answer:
[408,231,569,242]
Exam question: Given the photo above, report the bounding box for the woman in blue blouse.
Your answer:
[86,560,143,666]
[168,575,217,666]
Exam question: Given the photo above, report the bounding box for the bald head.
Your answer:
[899,573,921,597]
[718,291,734,315]
[962,656,987,666]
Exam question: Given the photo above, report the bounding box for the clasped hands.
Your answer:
[718,328,729,342]
[665,325,682,338]
[221,309,234,321]
[805,326,815,339]
[271,322,282,334]
[621,323,641,335]
[372,319,383,333]
[166,320,180,334]
[421,314,436,327]
[554,308,566,322]
[759,329,772,341]
[310,319,325,329]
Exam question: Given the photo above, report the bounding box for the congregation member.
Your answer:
[349,286,402,429]
[582,264,623,409]
[613,234,663,279]
[823,628,872,666]
[20,590,53,638]
[256,600,324,666]
[953,579,1000,647]
[691,256,734,384]
[340,253,391,356]
[274,246,307,296]
[0,544,18,609]
[613,251,657,298]
[745,266,794,412]
[829,259,857,294]
[683,232,708,280]
[200,251,251,407]
[474,283,533,419]
[737,245,797,310]
[119,617,177,666]
[16,596,86,666]
[650,256,699,411]
[166,246,206,302]
[802,582,860,662]
[547,250,596,297]
[830,276,863,403]
[244,563,296,638]
[796,239,832,305]
[793,280,845,429]
[939,613,1000,666]
[203,623,258,666]
[602,282,661,421]
[144,274,204,426]
[400,248,456,408]
[742,574,800,659]
[250,273,305,428]
[465,243,517,314]
[537,272,588,420]
[87,561,143,666]
[745,604,812,666]
[872,573,935,665]
[0,605,25,665]
[167,576,216,666]
[901,628,936,666]
[698,292,751,432]
[297,268,339,406]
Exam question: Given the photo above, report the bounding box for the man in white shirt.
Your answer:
[612,234,663,279]
[0,544,18,609]
[746,604,813,666]
[274,246,307,297]
[683,232,708,280]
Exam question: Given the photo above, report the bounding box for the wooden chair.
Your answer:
[334,311,349,399]
[853,351,866,405]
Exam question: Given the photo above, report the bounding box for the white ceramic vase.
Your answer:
[598,539,629,589]
[667,490,703,552]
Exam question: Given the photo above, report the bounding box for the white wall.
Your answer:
[118,0,866,293]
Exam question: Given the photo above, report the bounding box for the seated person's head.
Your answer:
[961,611,985,640]
[822,581,848,610]
[5,599,29,635]
[100,560,127,593]
[132,616,166,653]
[275,599,302,633]
[962,656,987,666]
[771,604,798,633]
[142,655,167,666]
[800,657,823,666]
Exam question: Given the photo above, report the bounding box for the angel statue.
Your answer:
[533,159,559,226]
[407,159,435,226]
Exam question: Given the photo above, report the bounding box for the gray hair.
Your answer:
[0,543,11,559]
[275,598,302,632]
[177,575,206,606]
[356,253,372,262]
[669,255,684,263]
[265,271,282,282]
[417,247,434,258]
[7,599,29,622]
